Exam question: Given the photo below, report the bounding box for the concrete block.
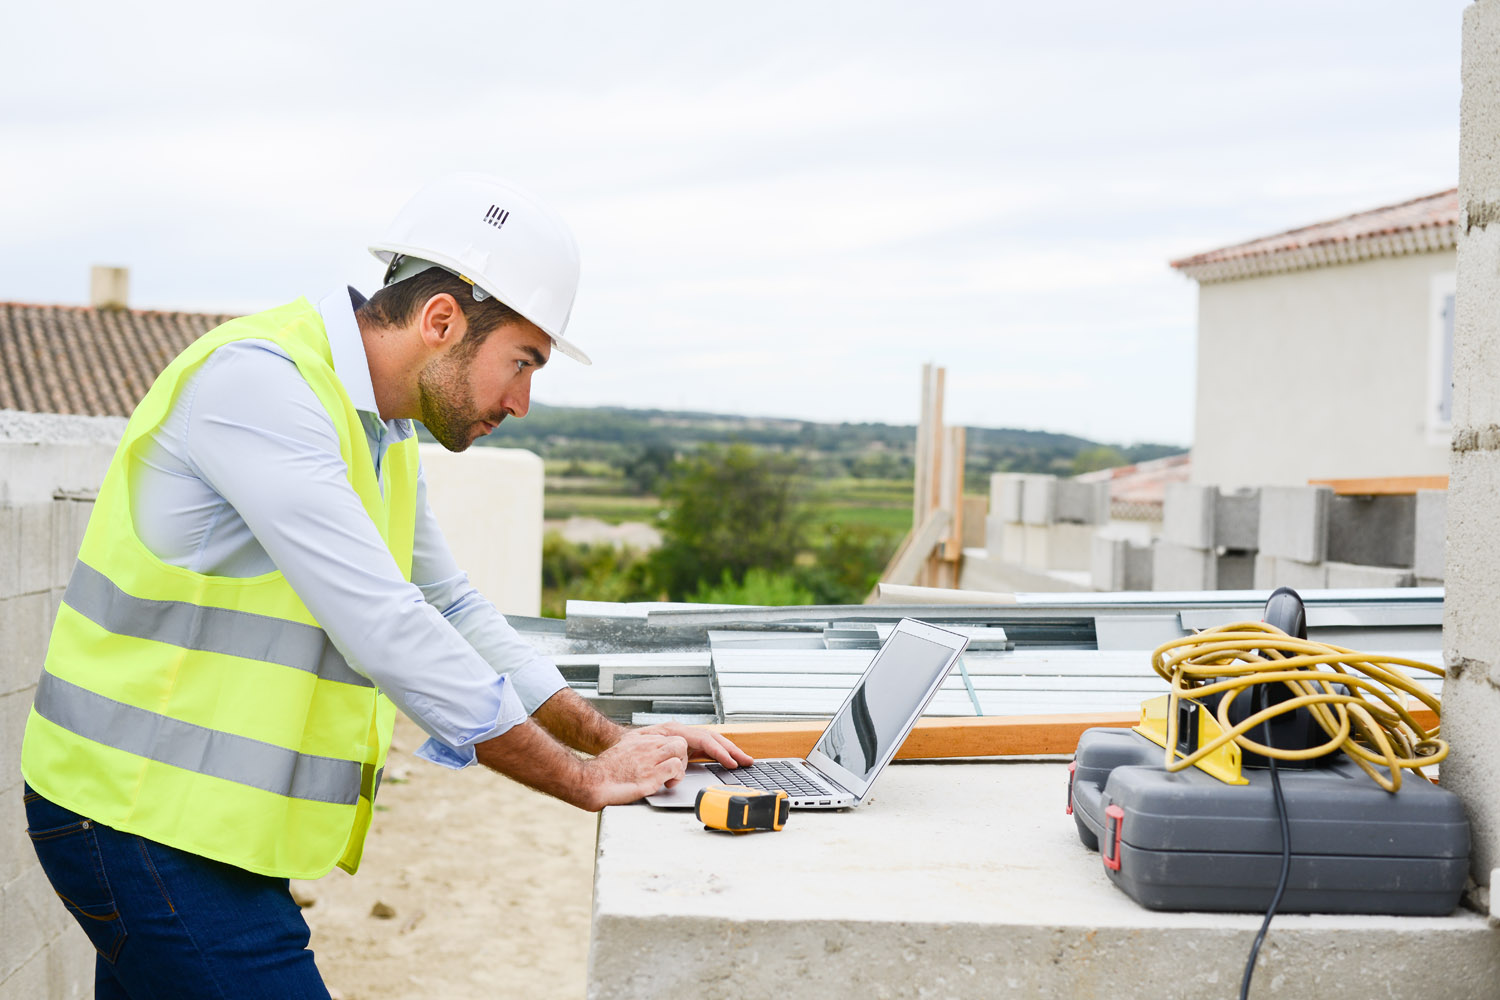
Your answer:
[960,496,987,549]
[0,593,52,697]
[42,925,93,1000]
[1020,476,1056,526]
[1447,450,1500,683]
[1414,489,1447,581]
[1000,522,1026,563]
[1461,0,1500,269]
[1152,541,1215,591]
[0,414,121,505]
[50,500,91,591]
[1054,480,1108,525]
[1092,536,1125,591]
[0,690,32,792]
[1254,554,1327,592]
[16,504,51,597]
[990,474,1026,524]
[0,864,51,985]
[1326,494,1416,568]
[1022,522,1093,572]
[1324,562,1416,589]
[1256,485,1332,563]
[0,943,48,1000]
[1092,536,1153,591]
[1216,552,1255,590]
[1214,489,1260,550]
[0,506,18,601]
[0,772,31,892]
[1161,483,1216,549]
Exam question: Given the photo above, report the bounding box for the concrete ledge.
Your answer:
[589,764,1500,999]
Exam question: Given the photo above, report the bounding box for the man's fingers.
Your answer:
[712,732,755,766]
[634,723,754,768]
[693,731,754,768]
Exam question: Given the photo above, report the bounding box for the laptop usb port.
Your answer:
[819,800,831,805]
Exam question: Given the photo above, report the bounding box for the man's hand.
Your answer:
[475,721,688,812]
[634,722,754,771]
[580,731,690,810]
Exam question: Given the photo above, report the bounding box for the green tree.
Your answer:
[1071,445,1128,476]
[691,567,816,606]
[650,443,808,599]
[622,443,675,495]
[793,522,898,605]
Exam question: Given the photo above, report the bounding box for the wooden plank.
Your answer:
[1308,476,1448,495]
[939,425,965,567]
[707,708,1443,760]
[914,362,934,528]
[880,509,951,587]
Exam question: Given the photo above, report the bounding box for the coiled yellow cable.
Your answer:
[1149,621,1446,792]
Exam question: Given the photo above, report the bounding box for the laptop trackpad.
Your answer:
[643,763,739,809]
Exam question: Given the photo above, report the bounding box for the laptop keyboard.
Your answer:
[708,760,832,797]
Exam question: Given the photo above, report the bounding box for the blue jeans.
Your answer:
[23,783,331,1000]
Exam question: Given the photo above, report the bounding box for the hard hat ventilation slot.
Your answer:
[483,206,510,229]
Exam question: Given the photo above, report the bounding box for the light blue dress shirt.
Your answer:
[128,287,568,768]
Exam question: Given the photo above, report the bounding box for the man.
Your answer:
[19,173,750,998]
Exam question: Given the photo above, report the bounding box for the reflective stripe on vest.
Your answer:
[63,562,372,690]
[19,297,418,880]
[33,672,363,805]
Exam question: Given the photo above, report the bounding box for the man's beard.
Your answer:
[417,349,493,452]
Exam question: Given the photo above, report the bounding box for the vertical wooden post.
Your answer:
[914,364,933,531]
[879,363,965,596]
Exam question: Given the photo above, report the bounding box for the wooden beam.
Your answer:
[879,508,950,588]
[1308,475,1448,495]
[708,707,1442,761]
[913,363,933,527]
[939,425,966,564]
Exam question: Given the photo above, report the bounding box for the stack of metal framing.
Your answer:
[508,590,1444,725]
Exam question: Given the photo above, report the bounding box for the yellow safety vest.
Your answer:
[20,298,418,880]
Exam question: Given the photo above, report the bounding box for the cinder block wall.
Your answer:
[0,413,124,999]
[1446,0,1500,908]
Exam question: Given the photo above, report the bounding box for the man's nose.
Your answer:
[505,376,531,419]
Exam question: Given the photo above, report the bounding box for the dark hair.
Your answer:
[357,267,525,354]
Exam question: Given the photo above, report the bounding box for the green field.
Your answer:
[545,474,917,539]
[543,493,664,523]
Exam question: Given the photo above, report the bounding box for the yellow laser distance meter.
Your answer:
[694,785,790,833]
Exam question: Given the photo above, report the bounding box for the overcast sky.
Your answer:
[0,1,1469,446]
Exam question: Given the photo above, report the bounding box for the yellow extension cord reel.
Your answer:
[1133,592,1447,790]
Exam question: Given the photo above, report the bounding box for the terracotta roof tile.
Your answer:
[1170,189,1458,283]
[0,303,236,418]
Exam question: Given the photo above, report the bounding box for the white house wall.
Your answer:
[1191,250,1455,489]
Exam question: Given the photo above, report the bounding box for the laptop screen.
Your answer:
[811,630,959,783]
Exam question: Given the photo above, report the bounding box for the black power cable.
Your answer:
[1239,754,1291,1000]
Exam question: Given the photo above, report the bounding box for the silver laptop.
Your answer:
[645,618,971,809]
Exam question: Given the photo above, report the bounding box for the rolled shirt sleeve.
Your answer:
[176,343,529,767]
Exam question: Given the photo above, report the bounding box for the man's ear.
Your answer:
[417,293,465,350]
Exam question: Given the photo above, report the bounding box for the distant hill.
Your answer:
[474,403,1185,484]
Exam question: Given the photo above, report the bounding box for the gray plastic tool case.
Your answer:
[1069,727,1469,915]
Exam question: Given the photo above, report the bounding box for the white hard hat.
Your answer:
[370,173,589,365]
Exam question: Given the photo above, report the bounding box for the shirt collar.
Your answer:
[317,287,414,441]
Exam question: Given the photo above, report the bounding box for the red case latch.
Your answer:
[1066,760,1076,816]
[1102,804,1125,871]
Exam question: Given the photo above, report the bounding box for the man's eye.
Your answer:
[515,359,530,373]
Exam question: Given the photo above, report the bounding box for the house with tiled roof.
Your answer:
[0,268,233,417]
[1171,189,1457,489]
